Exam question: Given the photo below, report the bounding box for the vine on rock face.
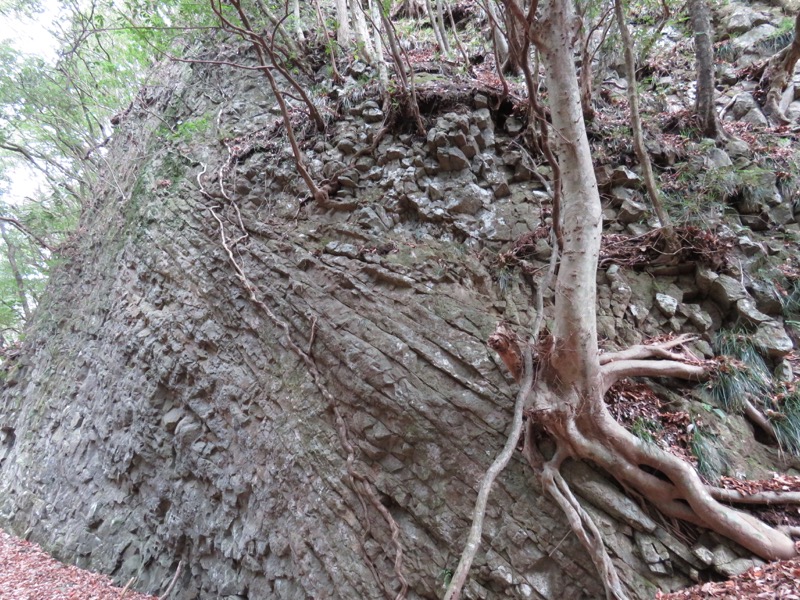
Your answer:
[196,164,408,600]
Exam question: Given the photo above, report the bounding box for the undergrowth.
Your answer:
[771,390,800,455]
[709,329,772,413]
[709,329,800,455]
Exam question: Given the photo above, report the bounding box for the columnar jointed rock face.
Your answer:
[0,50,750,600]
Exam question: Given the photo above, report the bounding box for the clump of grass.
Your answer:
[630,416,663,444]
[781,282,800,320]
[770,390,800,455]
[690,425,727,482]
[708,330,772,413]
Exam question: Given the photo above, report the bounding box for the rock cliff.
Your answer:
[2,10,800,599]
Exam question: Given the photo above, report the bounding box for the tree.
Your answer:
[446,0,799,597]
[613,0,676,250]
[688,0,722,138]
[760,12,800,126]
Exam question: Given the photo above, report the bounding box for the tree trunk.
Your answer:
[484,0,511,77]
[292,0,305,44]
[369,0,389,86]
[434,0,451,55]
[688,0,720,138]
[424,0,449,55]
[351,0,376,63]
[614,0,677,252]
[335,0,351,45]
[761,12,800,126]
[392,0,426,19]
[0,223,32,323]
[537,0,603,390]
[500,0,527,75]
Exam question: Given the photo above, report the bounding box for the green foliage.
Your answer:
[0,0,219,337]
[171,115,211,142]
[662,189,724,227]
[630,416,662,443]
[663,162,776,226]
[0,191,56,341]
[769,390,800,455]
[708,330,772,413]
[689,424,727,482]
[780,280,800,321]
[709,329,800,457]
[0,0,41,17]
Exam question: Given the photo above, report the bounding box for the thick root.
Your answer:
[540,447,630,600]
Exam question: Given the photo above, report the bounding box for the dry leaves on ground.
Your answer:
[0,528,157,600]
[657,558,800,599]
[718,474,800,495]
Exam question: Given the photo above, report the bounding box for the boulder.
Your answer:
[655,293,679,318]
[709,275,749,312]
[436,147,470,171]
[753,321,794,357]
[618,198,650,224]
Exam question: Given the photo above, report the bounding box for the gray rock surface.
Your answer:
[0,54,701,600]
[3,10,799,599]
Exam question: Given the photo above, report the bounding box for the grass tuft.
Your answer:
[770,390,800,455]
[690,425,727,482]
[630,416,662,444]
[708,330,771,413]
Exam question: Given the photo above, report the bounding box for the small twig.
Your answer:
[118,577,135,598]
[307,316,318,354]
[157,560,183,600]
[547,530,572,556]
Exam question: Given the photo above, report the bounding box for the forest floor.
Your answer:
[2,524,800,599]
[0,528,156,600]
[658,556,800,599]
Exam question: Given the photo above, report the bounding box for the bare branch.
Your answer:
[157,560,183,600]
[0,217,54,252]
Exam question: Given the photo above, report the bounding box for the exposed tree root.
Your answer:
[710,487,800,506]
[743,398,781,445]
[484,326,799,599]
[443,347,534,600]
[540,447,628,600]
